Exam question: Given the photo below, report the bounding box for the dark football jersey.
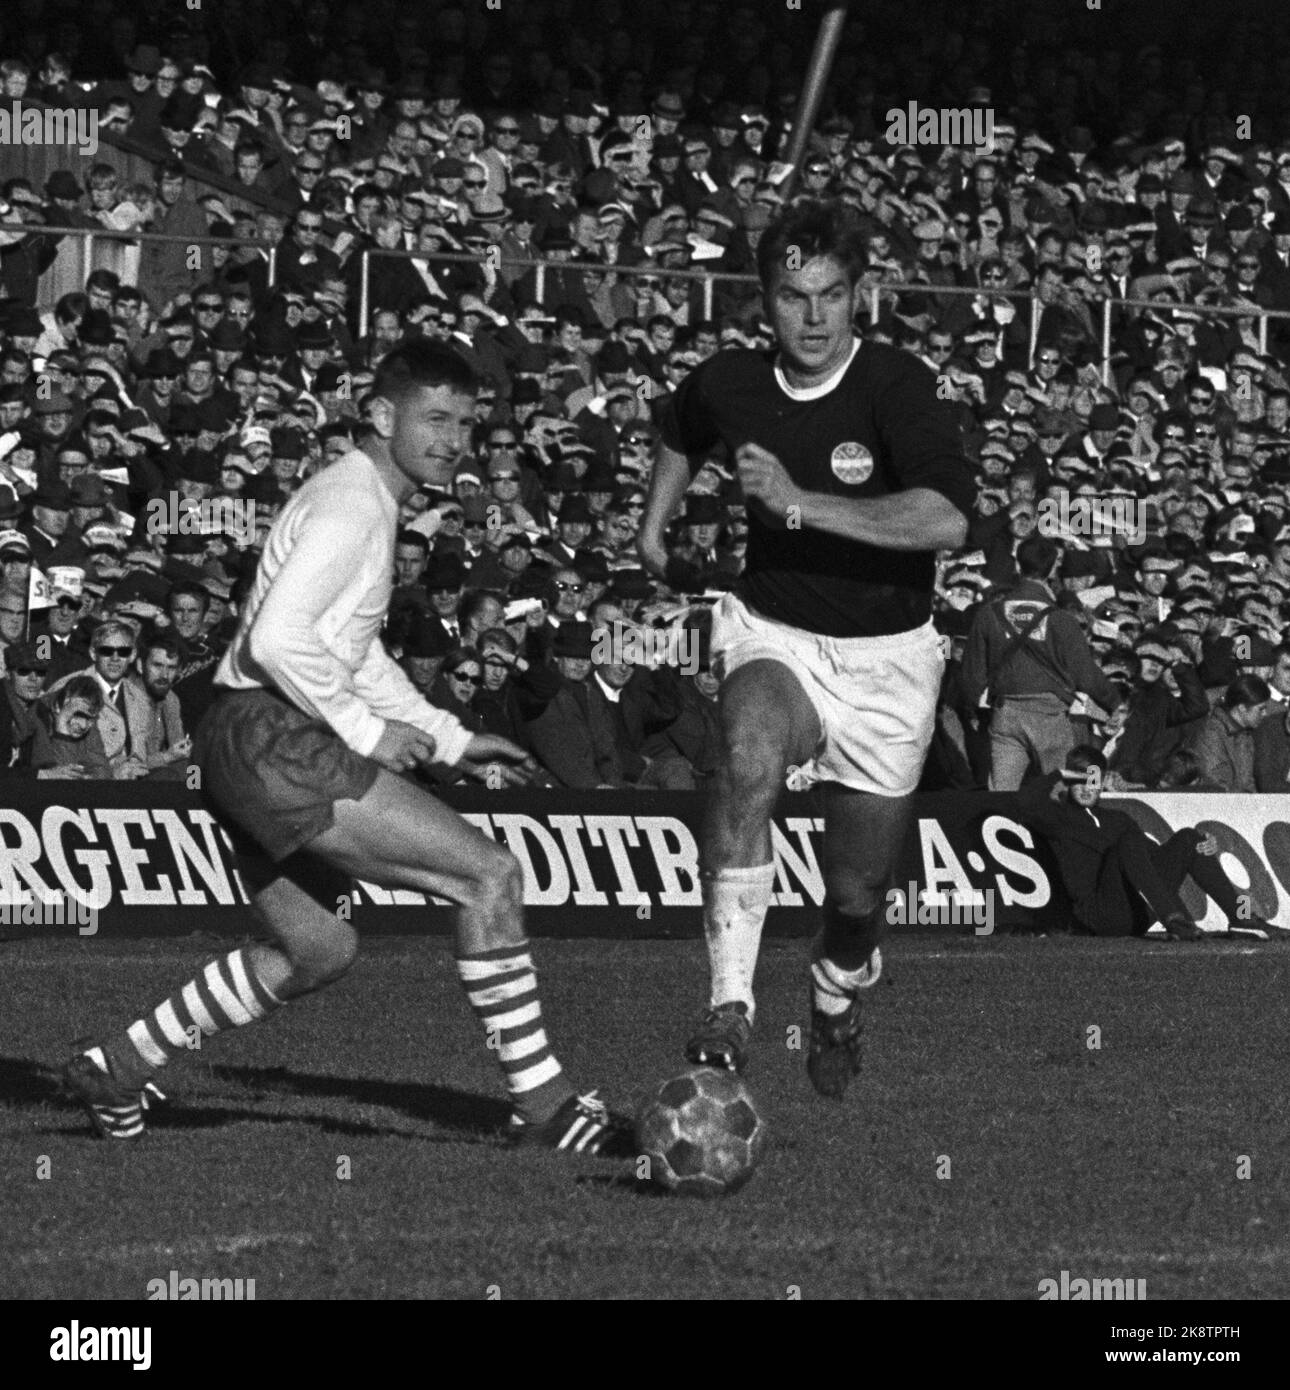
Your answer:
[659,339,976,637]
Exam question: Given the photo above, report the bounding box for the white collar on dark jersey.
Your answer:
[773,336,861,401]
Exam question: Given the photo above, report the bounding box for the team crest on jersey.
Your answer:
[831,441,873,484]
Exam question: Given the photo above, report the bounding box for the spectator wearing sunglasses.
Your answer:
[425,646,489,752]
[0,638,50,773]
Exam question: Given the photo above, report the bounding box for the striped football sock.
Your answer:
[811,948,883,1017]
[111,948,283,1088]
[457,945,573,1124]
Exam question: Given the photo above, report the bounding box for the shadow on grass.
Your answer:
[0,1055,506,1144]
[211,1063,510,1136]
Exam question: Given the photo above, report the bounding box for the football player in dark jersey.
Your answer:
[639,200,975,1097]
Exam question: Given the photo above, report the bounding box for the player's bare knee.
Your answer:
[464,846,523,914]
[716,736,788,804]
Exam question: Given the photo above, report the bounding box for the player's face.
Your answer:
[766,255,862,385]
[388,383,477,490]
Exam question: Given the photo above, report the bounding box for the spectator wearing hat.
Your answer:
[667,493,739,590]
[421,549,468,647]
[31,572,92,682]
[397,610,454,697]
[523,616,674,789]
[497,194,542,285]
[0,638,51,773]
[547,493,595,569]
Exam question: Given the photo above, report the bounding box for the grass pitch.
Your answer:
[1,933,1287,1300]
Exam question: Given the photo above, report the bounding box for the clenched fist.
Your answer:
[735,442,801,522]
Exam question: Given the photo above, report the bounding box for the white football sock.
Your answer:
[811,948,883,1016]
[702,863,777,1020]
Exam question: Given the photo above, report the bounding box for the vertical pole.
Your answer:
[81,231,93,288]
[1101,299,1112,387]
[702,272,714,321]
[359,250,370,339]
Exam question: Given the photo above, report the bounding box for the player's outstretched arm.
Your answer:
[638,439,694,577]
[453,733,542,787]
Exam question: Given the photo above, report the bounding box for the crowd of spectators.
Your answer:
[2,1,1290,792]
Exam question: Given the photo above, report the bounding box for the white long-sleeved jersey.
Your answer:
[215,449,474,765]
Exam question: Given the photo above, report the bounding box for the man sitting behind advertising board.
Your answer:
[1016,745,1281,940]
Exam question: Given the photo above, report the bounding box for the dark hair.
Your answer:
[755,198,867,292]
[1016,534,1061,578]
[372,339,478,405]
[458,589,503,632]
[478,626,517,656]
[1064,743,1107,776]
[1156,748,1204,788]
[394,528,430,553]
[55,291,89,325]
[142,632,183,663]
[168,579,211,612]
[442,644,483,684]
[49,674,102,714]
[1223,674,1271,709]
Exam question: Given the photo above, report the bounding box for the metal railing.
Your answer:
[6,221,1290,388]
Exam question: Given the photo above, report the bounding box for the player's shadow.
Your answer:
[0,1056,63,1106]
[210,1064,510,1137]
[0,1055,505,1144]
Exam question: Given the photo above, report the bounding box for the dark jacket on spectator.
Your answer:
[1189,706,1258,792]
[1108,665,1209,785]
[1253,702,1290,792]
[475,661,562,749]
[526,668,678,788]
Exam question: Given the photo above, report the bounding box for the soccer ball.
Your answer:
[636,1068,766,1197]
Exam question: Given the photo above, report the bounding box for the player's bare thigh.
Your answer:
[308,768,520,913]
[706,659,821,864]
[247,773,523,991]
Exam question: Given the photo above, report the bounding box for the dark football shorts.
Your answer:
[195,688,381,869]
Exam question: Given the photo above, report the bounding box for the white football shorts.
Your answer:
[709,591,945,796]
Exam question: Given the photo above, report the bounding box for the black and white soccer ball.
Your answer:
[636,1068,766,1197]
